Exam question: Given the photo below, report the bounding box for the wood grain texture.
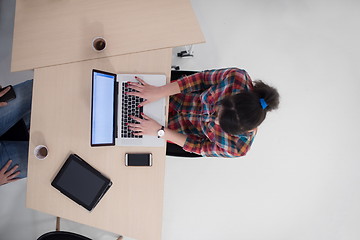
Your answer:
[26,48,172,240]
[11,0,205,71]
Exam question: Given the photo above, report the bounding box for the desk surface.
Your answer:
[27,48,172,240]
[11,0,205,72]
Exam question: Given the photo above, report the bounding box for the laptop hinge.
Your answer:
[114,81,119,139]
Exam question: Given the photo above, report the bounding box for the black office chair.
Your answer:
[36,217,123,240]
[37,231,92,240]
[167,70,202,158]
[170,69,198,82]
[0,119,29,141]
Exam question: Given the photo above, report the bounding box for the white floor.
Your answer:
[2,0,360,240]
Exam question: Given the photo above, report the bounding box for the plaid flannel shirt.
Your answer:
[168,68,256,157]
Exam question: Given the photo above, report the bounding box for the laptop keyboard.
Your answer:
[121,82,144,138]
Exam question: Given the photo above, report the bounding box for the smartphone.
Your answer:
[125,153,152,167]
[0,85,16,103]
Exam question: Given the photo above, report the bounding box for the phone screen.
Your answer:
[126,154,152,166]
[0,85,16,103]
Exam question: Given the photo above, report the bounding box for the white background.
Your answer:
[1,0,360,239]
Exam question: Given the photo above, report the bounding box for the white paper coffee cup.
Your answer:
[34,145,48,160]
[92,37,106,51]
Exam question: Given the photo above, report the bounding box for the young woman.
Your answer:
[127,68,279,157]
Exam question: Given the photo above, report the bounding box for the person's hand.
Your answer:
[126,77,164,107]
[0,160,20,185]
[0,85,10,107]
[128,113,162,136]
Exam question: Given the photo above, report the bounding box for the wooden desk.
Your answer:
[11,0,205,72]
[27,48,172,240]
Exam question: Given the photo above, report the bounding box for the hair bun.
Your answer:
[253,80,279,111]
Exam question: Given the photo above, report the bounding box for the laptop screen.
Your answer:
[91,70,117,146]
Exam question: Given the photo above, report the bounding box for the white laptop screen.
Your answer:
[91,70,117,146]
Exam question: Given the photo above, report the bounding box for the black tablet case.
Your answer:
[51,154,112,211]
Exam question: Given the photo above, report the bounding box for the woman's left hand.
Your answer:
[128,113,162,136]
[126,77,164,107]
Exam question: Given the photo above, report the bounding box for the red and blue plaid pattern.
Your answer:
[168,68,256,157]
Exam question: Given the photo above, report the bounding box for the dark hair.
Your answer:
[219,80,279,134]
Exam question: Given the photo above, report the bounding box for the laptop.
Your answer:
[91,69,166,147]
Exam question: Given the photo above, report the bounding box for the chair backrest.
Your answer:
[170,70,199,82]
[37,231,92,240]
[0,119,29,141]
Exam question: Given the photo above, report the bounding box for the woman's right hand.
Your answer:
[126,77,164,107]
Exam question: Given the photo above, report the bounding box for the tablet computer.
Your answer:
[51,154,112,211]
